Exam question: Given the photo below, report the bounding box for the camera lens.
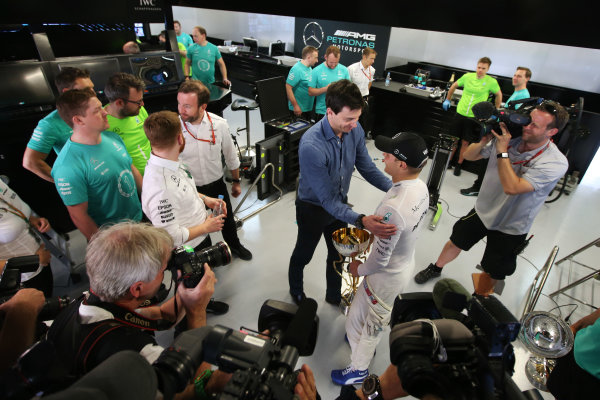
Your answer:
[193,241,231,268]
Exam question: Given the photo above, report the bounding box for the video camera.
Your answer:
[471,97,544,138]
[388,279,531,400]
[1,298,319,400]
[0,255,70,321]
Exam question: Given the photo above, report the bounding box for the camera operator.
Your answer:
[337,364,441,400]
[0,288,45,372]
[546,308,600,399]
[415,101,569,294]
[47,222,232,398]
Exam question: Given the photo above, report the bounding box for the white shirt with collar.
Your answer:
[178,112,241,187]
[348,61,375,97]
[142,154,208,248]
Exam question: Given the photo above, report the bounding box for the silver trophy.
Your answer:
[332,227,372,315]
[519,311,574,391]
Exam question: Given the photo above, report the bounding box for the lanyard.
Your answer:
[181,112,216,145]
[509,140,551,167]
[0,197,28,223]
[361,66,372,81]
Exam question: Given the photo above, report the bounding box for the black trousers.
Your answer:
[288,199,347,300]
[196,177,241,249]
[359,95,373,135]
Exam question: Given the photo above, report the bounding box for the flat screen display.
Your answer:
[255,76,289,122]
[0,63,55,109]
[129,54,180,89]
[242,37,259,53]
[134,23,145,37]
[58,58,120,95]
[270,42,286,57]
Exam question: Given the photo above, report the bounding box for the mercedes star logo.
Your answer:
[303,22,324,48]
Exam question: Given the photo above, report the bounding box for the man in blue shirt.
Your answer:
[309,45,350,119]
[185,26,230,87]
[174,20,193,50]
[461,66,532,196]
[288,80,396,306]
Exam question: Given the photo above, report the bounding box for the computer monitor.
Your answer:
[269,41,286,57]
[255,76,289,122]
[242,37,259,54]
[58,58,120,96]
[129,54,181,89]
[0,63,55,109]
[134,22,145,38]
[255,132,285,200]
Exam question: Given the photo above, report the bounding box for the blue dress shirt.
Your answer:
[297,116,392,224]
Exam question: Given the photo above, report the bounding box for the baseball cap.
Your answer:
[375,132,429,168]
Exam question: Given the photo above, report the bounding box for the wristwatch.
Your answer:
[355,214,366,230]
[497,152,509,159]
[232,178,241,183]
[362,374,383,400]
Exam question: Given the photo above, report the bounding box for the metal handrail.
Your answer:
[233,163,284,223]
[521,246,559,320]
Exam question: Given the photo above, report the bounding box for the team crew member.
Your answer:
[309,45,350,119]
[286,45,319,119]
[142,110,228,315]
[348,48,377,137]
[288,80,396,306]
[461,66,532,196]
[415,101,569,295]
[23,67,94,183]
[331,132,429,385]
[444,57,502,176]
[185,26,230,87]
[177,80,252,260]
[52,89,143,240]
[174,20,193,50]
[104,73,151,175]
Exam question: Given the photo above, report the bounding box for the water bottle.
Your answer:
[212,194,224,217]
[385,72,391,87]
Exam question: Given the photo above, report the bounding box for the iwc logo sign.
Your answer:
[303,22,324,48]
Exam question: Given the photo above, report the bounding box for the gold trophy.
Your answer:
[332,227,372,315]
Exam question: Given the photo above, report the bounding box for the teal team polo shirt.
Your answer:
[27,110,73,155]
[51,131,142,227]
[187,42,222,85]
[286,61,314,113]
[310,63,350,115]
[455,73,501,117]
[505,88,530,109]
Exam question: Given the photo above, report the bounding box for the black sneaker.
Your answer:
[206,299,229,315]
[231,244,252,260]
[460,185,480,196]
[414,263,442,284]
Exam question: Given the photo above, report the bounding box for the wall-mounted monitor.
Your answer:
[242,37,259,54]
[129,54,181,90]
[255,76,289,122]
[269,41,286,57]
[58,58,120,96]
[255,132,285,200]
[0,63,55,110]
[134,22,145,38]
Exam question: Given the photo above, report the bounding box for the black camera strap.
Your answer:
[85,291,173,331]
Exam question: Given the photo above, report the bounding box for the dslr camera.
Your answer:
[168,241,231,288]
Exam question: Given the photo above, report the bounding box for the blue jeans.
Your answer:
[288,199,347,301]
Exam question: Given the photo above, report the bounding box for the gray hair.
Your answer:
[86,222,173,302]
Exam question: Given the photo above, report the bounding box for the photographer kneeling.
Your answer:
[47,222,230,398]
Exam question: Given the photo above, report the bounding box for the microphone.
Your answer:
[471,101,496,120]
[432,278,472,321]
[281,297,318,356]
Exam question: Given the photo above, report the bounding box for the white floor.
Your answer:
[51,94,600,399]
